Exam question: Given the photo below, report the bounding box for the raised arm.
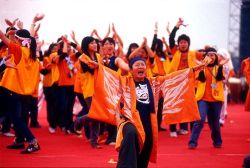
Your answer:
[169,18,188,49]
[5,18,18,28]
[143,37,154,58]
[162,37,171,54]
[17,20,23,29]
[90,29,102,41]
[0,29,10,46]
[30,13,44,37]
[103,24,111,39]
[166,22,171,35]
[128,37,146,60]
[112,23,124,47]
[70,31,82,53]
[151,22,158,51]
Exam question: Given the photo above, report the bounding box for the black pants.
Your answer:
[157,96,163,128]
[117,123,152,168]
[57,85,75,130]
[0,86,11,133]
[3,88,35,143]
[43,84,59,128]
[21,95,39,126]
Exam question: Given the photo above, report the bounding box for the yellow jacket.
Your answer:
[80,53,100,98]
[196,66,224,102]
[167,50,198,74]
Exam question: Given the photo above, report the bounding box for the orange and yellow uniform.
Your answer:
[196,66,224,102]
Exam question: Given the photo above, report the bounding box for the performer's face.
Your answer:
[207,53,217,65]
[178,40,189,53]
[88,40,98,52]
[102,40,115,56]
[131,60,146,82]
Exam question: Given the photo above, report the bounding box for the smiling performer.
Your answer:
[188,47,225,149]
[87,55,203,167]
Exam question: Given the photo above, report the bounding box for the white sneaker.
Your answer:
[3,132,15,137]
[170,132,177,137]
[179,129,188,135]
[108,142,116,146]
[49,127,56,134]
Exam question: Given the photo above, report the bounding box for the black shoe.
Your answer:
[213,144,222,148]
[20,143,40,154]
[91,143,102,149]
[188,143,197,149]
[30,123,41,128]
[6,142,25,149]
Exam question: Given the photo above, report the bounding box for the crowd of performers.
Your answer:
[0,14,249,167]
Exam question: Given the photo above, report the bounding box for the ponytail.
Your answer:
[30,36,37,61]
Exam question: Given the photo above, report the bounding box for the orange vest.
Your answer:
[115,76,158,163]
[79,53,100,98]
[196,66,224,102]
[168,50,198,74]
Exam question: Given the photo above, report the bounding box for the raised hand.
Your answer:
[5,18,18,27]
[177,18,188,28]
[17,20,23,29]
[154,22,158,34]
[70,31,76,41]
[112,23,116,34]
[61,35,68,43]
[33,13,45,23]
[142,37,147,47]
[166,22,171,35]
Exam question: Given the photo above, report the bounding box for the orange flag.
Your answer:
[89,66,200,125]
[88,65,121,125]
[161,69,200,124]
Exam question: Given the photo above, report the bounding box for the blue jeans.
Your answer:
[189,100,223,147]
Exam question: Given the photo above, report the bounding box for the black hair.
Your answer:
[44,43,57,57]
[94,38,100,53]
[75,52,82,59]
[81,36,95,57]
[177,34,190,46]
[128,56,146,69]
[197,66,224,82]
[0,41,6,49]
[126,43,139,59]
[152,38,165,59]
[15,29,37,61]
[102,37,115,46]
[5,27,17,35]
